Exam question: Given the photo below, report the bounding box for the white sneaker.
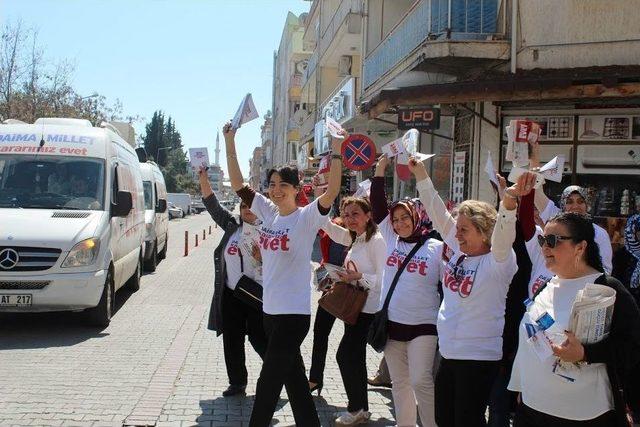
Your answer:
[335,409,371,425]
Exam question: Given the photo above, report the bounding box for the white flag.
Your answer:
[485,151,499,187]
[382,137,405,158]
[231,93,259,130]
[539,155,565,183]
[325,116,345,139]
[508,167,545,189]
[354,179,372,198]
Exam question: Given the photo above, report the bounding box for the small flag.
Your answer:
[325,116,345,139]
[538,155,565,183]
[485,151,499,189]
[231,93,259,130]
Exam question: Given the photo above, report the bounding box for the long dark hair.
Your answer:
[340,196,377,243]
[548,212,604,273]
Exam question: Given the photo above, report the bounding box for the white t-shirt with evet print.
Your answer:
[525,226,554,298]
[250,194,329,315]
[378,216,443,326]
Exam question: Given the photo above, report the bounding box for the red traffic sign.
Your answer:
[341,134,376,171]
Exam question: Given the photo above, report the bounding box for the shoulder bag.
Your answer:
[367,239,425,353]
[233,250,263,311]
[318,263,368,325]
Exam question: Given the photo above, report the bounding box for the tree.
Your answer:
[140,111,196,193]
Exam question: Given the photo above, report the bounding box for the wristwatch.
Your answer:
[331,154,342,160]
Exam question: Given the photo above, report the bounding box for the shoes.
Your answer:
[309,382,323,396]
[222,384,246,397]
[367,375,392,388]
[335,409,371,426]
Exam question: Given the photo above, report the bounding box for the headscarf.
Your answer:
[389,197,433,243]
[624,214,640,289]
[560,185,589,210]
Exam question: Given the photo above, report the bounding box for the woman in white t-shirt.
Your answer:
[408,157,521,427]
[369,156,443,427]
[508,212,640,427]
[223,122,343,427]
[321,196,386,426]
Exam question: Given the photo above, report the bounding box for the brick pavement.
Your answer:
[0,213,397,427]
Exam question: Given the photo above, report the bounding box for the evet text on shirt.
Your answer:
[259,227,291,252]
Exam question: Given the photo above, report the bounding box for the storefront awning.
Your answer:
[361,66,640,119]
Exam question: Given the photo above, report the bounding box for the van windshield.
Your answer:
[143,181,153,210]
[0,154,105,210]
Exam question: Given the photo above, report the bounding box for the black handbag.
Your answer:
[367,239,425,353]
[233,249,263,311]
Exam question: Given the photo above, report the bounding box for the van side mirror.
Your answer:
[112,191,133,217]
[156,199,167,213]
[135,147,148,163]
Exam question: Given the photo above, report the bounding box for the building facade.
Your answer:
[271,12,312,169]
[249,146,264,190]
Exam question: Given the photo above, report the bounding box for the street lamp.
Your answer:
[80,93,99,124]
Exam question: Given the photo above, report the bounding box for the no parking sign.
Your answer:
[341,134,376,171]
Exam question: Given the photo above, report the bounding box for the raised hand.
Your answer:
[222,121,236,141]
[374,154,389,177]
[408,156,428,181]
[511,171,537,197]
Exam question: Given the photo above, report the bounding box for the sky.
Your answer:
[0,0,310,177]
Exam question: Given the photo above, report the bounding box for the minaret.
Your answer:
[214,131,220,166]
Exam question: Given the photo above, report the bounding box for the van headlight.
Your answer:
[61,238,100,268]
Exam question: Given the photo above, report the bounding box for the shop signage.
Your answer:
[398,107,441,130]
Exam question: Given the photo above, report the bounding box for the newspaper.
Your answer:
[240,221,262,280]
[568,283,616,344]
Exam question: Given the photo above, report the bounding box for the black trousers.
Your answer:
[337,312,374,412]
[222,286,267,386]
[308,304,336,384]
[249,314,320,427]
[514,404,617,427]
[435,357,500,427]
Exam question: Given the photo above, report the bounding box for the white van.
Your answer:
[0,117,145,326]
[139,161,168,272]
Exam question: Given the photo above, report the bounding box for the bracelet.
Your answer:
[227,153,237,159]
[331,154,342,160]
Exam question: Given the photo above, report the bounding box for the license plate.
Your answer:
[0,294,32,307]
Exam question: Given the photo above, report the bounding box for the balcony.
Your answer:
[363,0,507,91]
[299,109,317,142]
[302,49,319,89]
[317,0,362,62]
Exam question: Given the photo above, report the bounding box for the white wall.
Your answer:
[517,0,640,70]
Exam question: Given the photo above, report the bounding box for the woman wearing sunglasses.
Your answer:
[370,155,443,427]
[224,122,343,426]
[529,146,613,274]
[508,211,640,427]
[408,157,523,427]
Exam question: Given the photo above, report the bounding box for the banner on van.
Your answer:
[189,147,210,171]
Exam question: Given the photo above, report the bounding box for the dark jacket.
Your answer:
[202,193,240,335]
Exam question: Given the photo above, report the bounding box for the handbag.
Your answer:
[367,239,425,353]
[318,271,368,325]
[233,249,263,311]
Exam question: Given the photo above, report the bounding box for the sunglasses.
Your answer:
[537,234,573,248]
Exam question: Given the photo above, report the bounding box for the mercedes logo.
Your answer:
[0,248,19,270]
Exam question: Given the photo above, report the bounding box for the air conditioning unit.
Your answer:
[338,55,352,77]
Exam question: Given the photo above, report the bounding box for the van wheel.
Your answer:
[84,268,114,328]
[158,234,167,260]
[144,241,158,272]
[126,253,142,292]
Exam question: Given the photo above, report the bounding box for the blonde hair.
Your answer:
[457,200,497,243]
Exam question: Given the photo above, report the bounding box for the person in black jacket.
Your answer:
[508,211,640,427]
[199,166,266,398]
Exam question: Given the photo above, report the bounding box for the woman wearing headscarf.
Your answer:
[370,155,443,427]
[408,157,520,427]
[530,145,613,274]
